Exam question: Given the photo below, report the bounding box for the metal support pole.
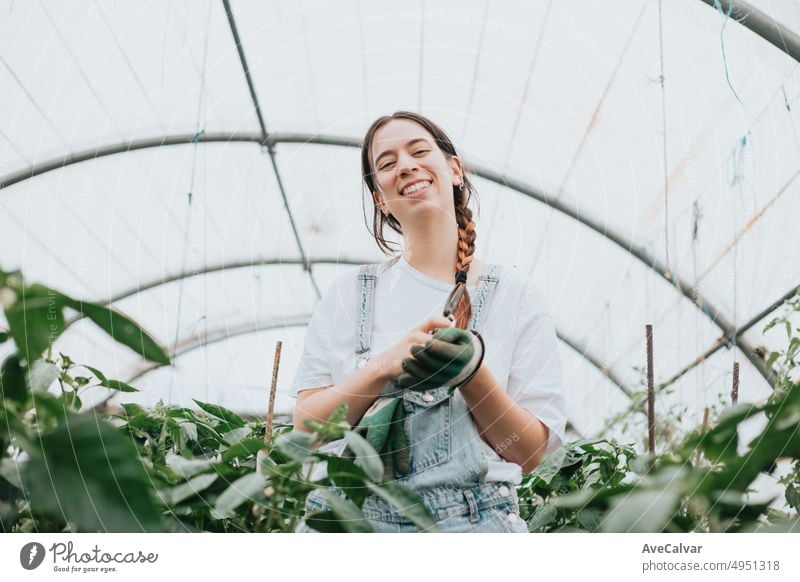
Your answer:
[646,324,656,457]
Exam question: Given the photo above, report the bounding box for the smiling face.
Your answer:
[369,118,463,226]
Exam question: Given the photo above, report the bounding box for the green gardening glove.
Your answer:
[355,397,410,480]
[383,399,410,479]
[396,327,485,391]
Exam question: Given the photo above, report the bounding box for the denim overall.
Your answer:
[297,262,527,533]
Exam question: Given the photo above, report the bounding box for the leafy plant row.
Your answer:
[2,267,799,533]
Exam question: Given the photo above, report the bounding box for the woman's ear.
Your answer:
[373,192,389,216]
[449,156,464,185]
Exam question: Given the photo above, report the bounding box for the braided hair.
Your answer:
[452,185,477,328]
[361,111,479,329]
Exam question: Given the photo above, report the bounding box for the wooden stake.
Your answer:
[693,407,709,468]
[646,324,655,457]
[732,361,739,405]
[264,341,282,448]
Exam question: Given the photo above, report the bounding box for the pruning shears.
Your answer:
[442,279,468,323]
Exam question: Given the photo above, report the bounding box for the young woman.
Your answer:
[291,111,566,532]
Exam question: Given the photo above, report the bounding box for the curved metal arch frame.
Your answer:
[697,0,800,63]
[2,131,773,387]
[82,258,632,398]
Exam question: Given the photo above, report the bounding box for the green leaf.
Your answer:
[304,511,347,533]
[576,507,603,531]
[60,390,82,412]
[602,488,681,533]
[315,490,373,532]
[99,379,139,393]
[85,365,108,384]
[0,401,34,452]
[120,404,163,432]
[775,408,800,431]
[629,455,652,476]
[59,295,170,365]
[186,417,223,441]
[787,484,800,511]
[744,518,800,533]
[222,426,252,446]
[308,404,350,442]
[788,337,800,360]
[601,467,686,533]
[0,330,8,343]
[26,360,59,392]
[160,473,218,506]
[766,351,780,372]
[0,457,24,489]
[327,404,349,426]
[211,472,266,519]
[166,419,190,457]
[221,438,265,463]
[693,403,761,463]
[365,481,437,531]
[4,285,66,366]
[325,457,370,507]
[0,354,27,403]
[22,413,164,532]
[192,399,245,429]
[275,431,317,463]
[553,482,635,510]
[344,431,384,482]
[527,502,557,531]
[165,452,215,479]
[529,445,568,485]
[121,402,148,417]
[175,419,198,443]
[763,317,781,333]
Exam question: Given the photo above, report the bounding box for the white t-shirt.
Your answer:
[290,256,567,483]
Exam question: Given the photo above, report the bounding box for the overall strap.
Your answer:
[355,261,501,363]
[468,263,502,333]
[354,263,378,367]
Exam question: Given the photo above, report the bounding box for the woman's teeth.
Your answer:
[402,181,430,196]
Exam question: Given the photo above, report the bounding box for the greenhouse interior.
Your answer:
[1,0,800,534]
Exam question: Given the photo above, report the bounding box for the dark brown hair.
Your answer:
[360,111,479,329]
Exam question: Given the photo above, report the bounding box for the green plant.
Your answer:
[518,438,637,532]
[538,291,800,533]
[761,290,800,520]
[0,267,171,532]
[257,406,437,533]
[5,263,797,534]
[0,267,437,533]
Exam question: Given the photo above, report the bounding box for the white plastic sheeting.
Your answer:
[2,0,799,444]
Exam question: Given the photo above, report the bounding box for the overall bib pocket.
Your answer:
[401,386,452,475]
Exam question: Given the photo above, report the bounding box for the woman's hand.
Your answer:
[368,315,455,382]
[396,327,485,391]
